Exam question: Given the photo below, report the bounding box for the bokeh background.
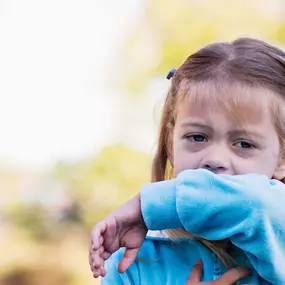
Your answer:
[1,1,285,284]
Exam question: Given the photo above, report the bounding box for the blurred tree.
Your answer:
[5,202,79,242]
[114,0,285,95]
[6,204,52,241]
[0,266,70,285]
[51,144,151,229]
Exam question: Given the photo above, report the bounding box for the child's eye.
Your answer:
[235,141,254,149]
[186,134,207,142]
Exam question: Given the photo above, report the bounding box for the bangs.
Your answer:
[177,79,278,129]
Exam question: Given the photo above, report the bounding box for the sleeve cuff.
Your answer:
[141,179,183,230]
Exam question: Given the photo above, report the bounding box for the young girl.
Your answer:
[89,38,285,284]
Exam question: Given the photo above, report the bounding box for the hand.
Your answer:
[89,194,148,278]
[185,260,255,285]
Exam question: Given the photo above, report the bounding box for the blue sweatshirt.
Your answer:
[101,169,285,285]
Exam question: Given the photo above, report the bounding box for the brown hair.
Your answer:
[151,37,285,267]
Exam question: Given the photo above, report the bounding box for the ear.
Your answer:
[273,155,285,181]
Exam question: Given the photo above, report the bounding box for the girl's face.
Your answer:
[172,87,285,179]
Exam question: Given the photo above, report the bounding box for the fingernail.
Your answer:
[195,259,202,265]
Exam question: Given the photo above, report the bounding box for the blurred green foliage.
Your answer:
[116,0,285,94]
[51,144,151,229]
[0,266,70,285]
[7,204,51,241]
[1,145,150,285]
[3,1,285,284]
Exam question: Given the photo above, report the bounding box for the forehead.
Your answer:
[176,80,277,127]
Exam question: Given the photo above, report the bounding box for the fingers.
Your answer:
[102,217,118,253]
[89,244,103,278]
[92,266,103,278]
[217,267,251,284]
[184,263,251,285]
[90,250,106,278]
[89,245,110,276]
[91,221,107,250]
[102,251,111,260]
[118,248,140,273]
[89,217,119,278]
[89,229,110,278]
[89,221,108,278]
[92,265,106,278]
[186,260,203,284]
[92,246,105,269]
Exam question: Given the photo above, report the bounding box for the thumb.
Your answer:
[185,260,203,284]
[118,248,140,273]
[217,267,251,284]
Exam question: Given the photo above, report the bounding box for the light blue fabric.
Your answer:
[101,169,285,284]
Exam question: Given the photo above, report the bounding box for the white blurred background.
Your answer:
[1,1,285,284]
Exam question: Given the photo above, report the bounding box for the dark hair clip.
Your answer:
[166,68,177,80]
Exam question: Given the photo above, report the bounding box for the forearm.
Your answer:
[141,169,285,284]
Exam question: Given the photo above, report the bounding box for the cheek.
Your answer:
[173,138,199,176]
[263,149,280,176]
[265,139,281,167]
[242,147,280,177]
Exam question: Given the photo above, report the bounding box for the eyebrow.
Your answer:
[180,120,266,139]
[227,129,266,140]
[180,120,213,131]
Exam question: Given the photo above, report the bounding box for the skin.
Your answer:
[172,92,284,178]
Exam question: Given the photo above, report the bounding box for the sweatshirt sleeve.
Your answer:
[141,169,285,284]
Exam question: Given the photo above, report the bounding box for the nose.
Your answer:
[201,147,230,174]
